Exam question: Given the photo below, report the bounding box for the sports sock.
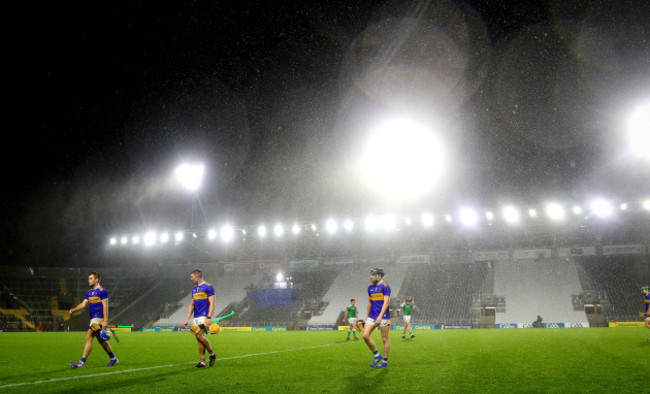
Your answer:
[383,358,388,362]
[108,352,115,358]
[80,357,87,363]
[373,351,379,357]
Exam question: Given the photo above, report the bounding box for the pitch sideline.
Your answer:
[0,341,349,389]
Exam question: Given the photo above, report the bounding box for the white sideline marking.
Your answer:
[0,342,346,389]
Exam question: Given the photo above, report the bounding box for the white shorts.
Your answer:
[403,315,411,323]
[366,317,390,327]
[348,318,358,325]
[89,318,103,329]
[193,316,208,326]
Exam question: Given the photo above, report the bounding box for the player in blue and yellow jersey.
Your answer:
[183,269,218,368]
[362,268,391,368]
[68,271,118,367]
[642,286,650,333]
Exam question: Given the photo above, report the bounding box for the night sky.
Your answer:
[2,0,649,266]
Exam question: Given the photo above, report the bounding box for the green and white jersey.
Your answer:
[402,303,416,316]
[346,305,358,318]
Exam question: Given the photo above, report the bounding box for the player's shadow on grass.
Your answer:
[46,368,191,394]
[344,365,387,392]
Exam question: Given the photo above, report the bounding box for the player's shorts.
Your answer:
[88,318,103,330]
[366,317,390,327]
[403,315,411,323]
[348,318,358,325]
[193,316,209,327]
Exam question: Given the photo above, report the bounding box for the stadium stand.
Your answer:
[398,262,489,325]
[573,255,650,322]
[493,258,588,324]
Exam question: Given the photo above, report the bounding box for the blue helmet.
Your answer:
[99,329,111,341]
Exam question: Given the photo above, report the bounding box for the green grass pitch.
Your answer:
[0,328,648,393]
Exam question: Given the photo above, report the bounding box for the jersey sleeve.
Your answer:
[100,288,109,300]
[207,284,215,297]
[383,284,391,296]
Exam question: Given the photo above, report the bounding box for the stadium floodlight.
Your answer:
[445,215,452,223]
[620,203,628,211]
[485,211,495,221]
[291,224,301,235]
[528,209,537,218]
[276,273,284,282]
[503,206,520,224]
[459,208,478,227]
[572,205,582,215]
[221,225,234,242]
[120,236,128,245]
[546,203,565,221]
[132,235,141,245]
[144,231,157,247]
[381,214,396,232]
[344,219,354,232]
[242,229,247,235]
[627,102,650,159]
[644,200,650,210]
[174,163,205,192]
[421,213,434,227]
[325,219,337,234]
[360,118,445,201]
[404,217,412,225]
[273,223,284,237]
[365,215,379,232]
[109,237,117,246]
[590,199,613,218]
[160,232,170,244]
[311,224,317,232]
[207,229,217,240]
[258,225,268,238]
[174,231,184,243]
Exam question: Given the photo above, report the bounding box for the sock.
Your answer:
[108,352,115,359]
[373,351,379,357]
[347,330,351,336]
[80,357,87,363]
[383,357,388,363]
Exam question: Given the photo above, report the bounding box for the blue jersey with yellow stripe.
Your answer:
[368,281,391,320]
[85,286,108,319]
[645,293,650,312]
[192,282,215,318]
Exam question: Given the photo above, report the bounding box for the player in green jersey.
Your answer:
[344,299,359,340]
[401,297,419,339]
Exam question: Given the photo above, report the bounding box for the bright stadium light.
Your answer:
[627,102,650,159]
[360,118,445,201]
[381,214,396,232]
[109,237,117,246]
[572,205,582,215]
[120,236,128,245]
[132,235,141,245]
[160,232,170,244]
[144,231,157,246]
[207,229,217,240]
[591,199,613,217]
[221,225,234,242]
[546,203,565,221]
[311,224,317,232]
[291,224,301,235]
[459,208,478,227]
[258,225,268,238]
[620,203,628,211]
[445,215,452,223]
[344,219,354,232]
[644,200,650,210]
[273,223,284,237]
[174,163,205,192]
[365,215,379,232]
[325,219,337,234]
[421,213,434,227]
[528,208,537,218]
[503,206,520,224]
[174,232,184,243]
[485,211,495,221]
[404,217,412,225]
